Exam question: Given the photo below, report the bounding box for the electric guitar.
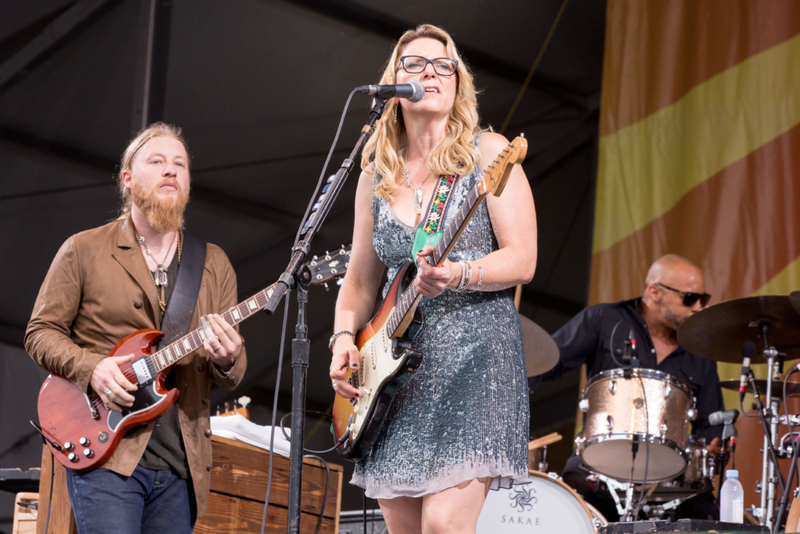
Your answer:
[36,246,350,472]
[332,136,528,460]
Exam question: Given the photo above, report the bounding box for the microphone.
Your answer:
[739,341,756,401]
[708,408,740,426]
[355,80,425,103]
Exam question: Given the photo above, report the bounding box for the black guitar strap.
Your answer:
[160,232,207,346]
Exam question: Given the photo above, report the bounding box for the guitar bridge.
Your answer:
[83,393,99,420]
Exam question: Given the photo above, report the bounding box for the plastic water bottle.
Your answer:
[720,469,744,523]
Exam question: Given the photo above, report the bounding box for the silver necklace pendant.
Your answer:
[156,266,168,287]
[413,188,423,214]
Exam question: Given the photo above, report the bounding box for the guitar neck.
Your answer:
[386,182,487,338]
[147,282,278,372]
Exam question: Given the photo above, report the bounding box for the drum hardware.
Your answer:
[747,347,787,530]
[528,432,562,473]
[778,431,800,459]
[677,295,800,529]
[596,473,640,521]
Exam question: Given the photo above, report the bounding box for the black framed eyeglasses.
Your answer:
[655,282,711,307]
[398,55,459,76]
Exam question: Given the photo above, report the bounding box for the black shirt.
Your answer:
[532,298,724,441]
[139,254,190,478]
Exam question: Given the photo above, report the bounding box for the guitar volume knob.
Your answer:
[68,453,79,463]
[63,442,74,451]
[79,437,90,447]
[83,449,94,458]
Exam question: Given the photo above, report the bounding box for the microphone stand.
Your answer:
[261,96,390,534]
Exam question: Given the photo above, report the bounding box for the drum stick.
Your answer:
[528,433,562,451]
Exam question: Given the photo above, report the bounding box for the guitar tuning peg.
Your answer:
[312,255,318,260]
[323,282,330,291]
[337,278,344,286]
[520,132,525,137]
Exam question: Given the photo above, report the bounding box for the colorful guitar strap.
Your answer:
[412,173,459,262]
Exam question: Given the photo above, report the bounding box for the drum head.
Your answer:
[580,436,686,482]
[477,471,597,533]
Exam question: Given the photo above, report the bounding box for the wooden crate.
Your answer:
[12,492,38,534]
[193,435,343,534]
[36,436,343,534]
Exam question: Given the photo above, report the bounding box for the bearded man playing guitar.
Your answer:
[25,122,246,533]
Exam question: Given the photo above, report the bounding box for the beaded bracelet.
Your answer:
[328,330,355,350]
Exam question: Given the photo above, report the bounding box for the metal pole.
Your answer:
[287,286,308,534]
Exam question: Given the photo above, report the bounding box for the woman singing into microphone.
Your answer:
[330,24,537,534]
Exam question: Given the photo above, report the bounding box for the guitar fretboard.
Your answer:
[146,283,278,372]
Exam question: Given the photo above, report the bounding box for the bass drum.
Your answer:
[477,471,606,533]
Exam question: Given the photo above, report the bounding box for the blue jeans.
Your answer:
[66,465,196,534]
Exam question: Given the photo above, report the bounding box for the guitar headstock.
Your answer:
[308,245,351,286]
[479,135,528,197]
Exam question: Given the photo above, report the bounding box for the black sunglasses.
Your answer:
[655,282,711,307]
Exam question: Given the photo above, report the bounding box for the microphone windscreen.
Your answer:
[408,80,425,103]
[741,340,756,360]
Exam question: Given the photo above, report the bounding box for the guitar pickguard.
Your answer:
[107,383,170,433]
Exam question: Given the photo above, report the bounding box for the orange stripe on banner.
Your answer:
[601,0,800,137]
[589,121,800,305]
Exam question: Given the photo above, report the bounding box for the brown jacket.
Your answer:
[25,216,247,517]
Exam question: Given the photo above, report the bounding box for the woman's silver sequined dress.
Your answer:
[351,164,531,499]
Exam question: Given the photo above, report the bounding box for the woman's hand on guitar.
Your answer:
[330,337,360,400]
[90,353,138,412]
[415,245,457,298]
[202,314,242,372]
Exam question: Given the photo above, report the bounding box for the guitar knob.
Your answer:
[79,437,90,447]
[63,442,74,451]
[83,449,94,458]
[68,453,79,463]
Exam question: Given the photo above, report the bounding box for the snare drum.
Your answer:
[477,471,606,533]
[578,368,693,482]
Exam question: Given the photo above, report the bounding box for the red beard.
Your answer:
[130,177,190,232]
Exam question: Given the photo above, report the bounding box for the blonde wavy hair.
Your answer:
[363,24,482,200]
[117,122,189,215]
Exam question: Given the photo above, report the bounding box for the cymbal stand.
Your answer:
[754,321,786,529]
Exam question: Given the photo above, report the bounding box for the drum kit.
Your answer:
[491,294,800,532]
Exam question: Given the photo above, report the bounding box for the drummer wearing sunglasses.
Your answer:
[531,254,724,522]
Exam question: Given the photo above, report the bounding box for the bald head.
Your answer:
[642,254,707,331]
[645,254,703,289]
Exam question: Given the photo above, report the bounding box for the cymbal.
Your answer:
[719,379,800,398]
[519,314,559,377]
[677,296,800,363]
[791,291,800,316]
